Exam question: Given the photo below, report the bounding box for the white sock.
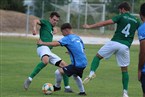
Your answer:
[65,86,70,89]
[89,71,95,78]
[123,89,128,94]
[28,77,32,81]
[55,69,62,88]
[73,75,85,92]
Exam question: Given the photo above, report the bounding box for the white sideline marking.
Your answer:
[0,32,139,45]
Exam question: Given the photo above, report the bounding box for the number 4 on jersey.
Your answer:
[121,24,131,37]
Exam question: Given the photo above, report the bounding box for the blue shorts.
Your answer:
[62,65,85,78]
[141,73,145,93]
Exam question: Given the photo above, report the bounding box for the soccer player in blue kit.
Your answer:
[138,3,145,97]
[37,23,87,95]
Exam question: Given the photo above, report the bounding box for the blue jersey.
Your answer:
[138,22,145,72]
[59,34,87,68]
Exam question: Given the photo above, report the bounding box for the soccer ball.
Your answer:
[42,83,54,95]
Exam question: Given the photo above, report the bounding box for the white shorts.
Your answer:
[37,46,61,65]
[98,41,130,67]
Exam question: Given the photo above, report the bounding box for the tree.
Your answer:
[134,0,144,13]
[105,0,144,14]
[0,0,26,13]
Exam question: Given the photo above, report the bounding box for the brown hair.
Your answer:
[61,23,72,31]
[50,12,60,18]
[118,2,131,11]
[140,3,145,17]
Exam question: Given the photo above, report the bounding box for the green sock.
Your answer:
[29,62,46,78]
[90,56,101,72]
[122,72,129,90]
[62,74,69,87]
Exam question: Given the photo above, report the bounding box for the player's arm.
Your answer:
[138,39,145,81]
[83,19,114,29]
[37,39,60,47]
[32,19,41,35]
[138,39,145,71]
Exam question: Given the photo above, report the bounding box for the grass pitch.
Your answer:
[1,36,142,97]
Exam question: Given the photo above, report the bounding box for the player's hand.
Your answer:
[37,39,43,45]
[32,30,38,35]
[138,70,141,81]
[82,24,90,29]
[53,27,58,34]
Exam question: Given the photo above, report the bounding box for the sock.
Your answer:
[123,89,128,94]
[122,72,129,91]
[29,62,46,79]
[73,75,85,92]
[28,77,32,81]
[89,71,95,78]
[89,56,101,77]
[62,74,69,88]
[55,69,62,88]
[65,86,70,89]
[90,56,101,71]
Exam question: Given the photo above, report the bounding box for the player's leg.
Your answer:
[24,46,49,90]
[62,74,73,92]
[83,41,115,84]
[58,60,73,92]
[90,54,102,72]
[72,67,86,95]
[53,69,63,91]
[73,75,86,95]
[56,65,86,95]
[89,53,103,76]
[121,67,129,97]
[83,54,102,84]
[116,43,130,97]
[50,54,73,92]
[53,68,68,92]
[57,60,71,91]
[24,55,49,90]
[30,55,49,78]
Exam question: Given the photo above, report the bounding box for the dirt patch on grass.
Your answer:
[0,10,38,33]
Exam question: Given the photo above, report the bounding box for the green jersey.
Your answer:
[111,13,140,48]
[38,19,53,49]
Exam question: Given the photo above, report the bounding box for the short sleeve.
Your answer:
[40,19,47,25]
[138,24,145,41]
[112,15,121,23]
[58,37,68,46]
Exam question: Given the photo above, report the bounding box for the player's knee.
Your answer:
[43,61,48,65]
[121,67,128,72]
[42,58,49,65]
[60,60,67,67]
[55,60,62,67]
[55,69,63,75]
[42,55,49,65]
[55,69,60,75]
[72,75,78,80]
[96,53,103,59]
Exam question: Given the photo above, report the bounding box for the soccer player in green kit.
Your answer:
[82,2,140,97]
[23,12,73,93]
